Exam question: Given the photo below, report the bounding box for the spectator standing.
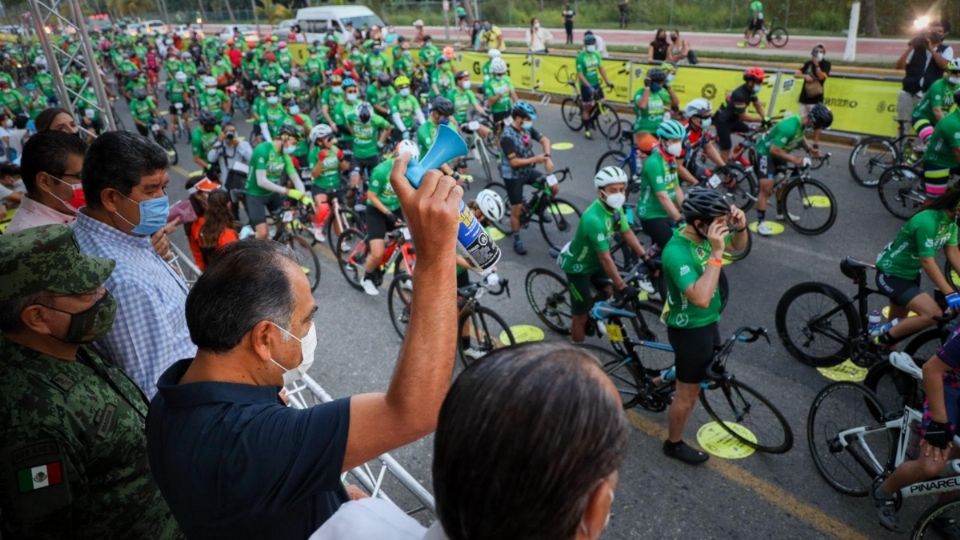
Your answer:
[482,20,505,50]
[618,0,629,29]
[72,131,193,396]
[456,2,468,31]
[562,3,576,45]
[147,156,463,538]
[0,225,181,539]
[797,44,831,147]
[6,131,86,234]
[667,29,691,64]
[188,189,238,271]
[648,28,669,62]
[471,20,483,50]
[412,19,427,45]
[35,107,79,135]
[312,343,629,540]
[896,20,954,131]
[525,17,553,54]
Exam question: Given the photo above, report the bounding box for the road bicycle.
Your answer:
[149,117,178,165]
[556,67,621,141]
[168,102,189,145]
[318,185,364,253]
[335,223,416,293]
[462,112,498,183]
[387,272,515,367]
[483,167,581,251]
[744,23,789,48]
[746,156,837,235]
[776,257,951,369]
[585,292,792,453]
[875,165,955,221]
[849,120,919,187]
[807,353,960,537]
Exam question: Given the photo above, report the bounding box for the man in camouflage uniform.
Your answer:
[0,224,181,539]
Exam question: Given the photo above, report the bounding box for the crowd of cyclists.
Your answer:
[10,14,960,537]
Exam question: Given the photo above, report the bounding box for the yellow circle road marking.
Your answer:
[748,221,785,235]
[816,359,868,382]
[803,195,832,208]
[485,226,506,241]
[501,324,545,344]
[696,421,757,459]
[548,203,577,216]
[552,142,575,150]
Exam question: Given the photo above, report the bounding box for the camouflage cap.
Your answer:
[0,224,115,301]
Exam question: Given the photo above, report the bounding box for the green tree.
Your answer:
[107,0,154,17]
[256,0,292,25]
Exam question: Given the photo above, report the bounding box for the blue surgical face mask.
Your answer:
[650,83,662,92]
[522,120,533,131]
[439,117,449,125]
[116,192,170,236]
[752,85,761,94]
[399,87,411,96]
[289,105,300,115]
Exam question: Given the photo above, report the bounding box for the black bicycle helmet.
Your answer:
[357,102,372,123]
[432,96,454,116]
[584,32,597,46]
[277,124,301,139]
[377,72,393,86]
[681,187,731,222]
[647,68,667,84]
[807,103,833,130]
[198,110,218,127]
[455,70,470,81]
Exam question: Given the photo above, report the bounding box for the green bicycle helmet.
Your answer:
[656,119,686,141]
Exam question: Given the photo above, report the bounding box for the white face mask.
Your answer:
[816,53,824,61]
[701,117,712,129]
[289,105,300,115]
[586,44,597,52]
[400,87,411,96]
[267,96,279,105]
[346,93,358,102]
[666,142,683,156]
[206,88,216,95]
[950,75,960,85]
[461,81,471,90]
[603,191,625,209]
[270,322,317,386]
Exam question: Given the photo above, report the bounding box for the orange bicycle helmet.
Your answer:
[743,67,766,82]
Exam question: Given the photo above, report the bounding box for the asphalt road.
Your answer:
[121,94,927,538]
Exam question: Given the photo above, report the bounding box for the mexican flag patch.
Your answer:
[17,462,62,492]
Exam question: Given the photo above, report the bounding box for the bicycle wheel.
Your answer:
[477,139,495,182]
[539,197,582,251]
[912,498,960,539]
[525,267,572,335]
[325,207,361,253]
[768,27,789,47]
[781,178,836,235]
[807,382,895,496]
[719,164,757,212]
[775,282,858,367]
[878,165,924,220]
[584,343,645,410]
[596,104,621,141]
[482,181,512,234]
[458,305,515,368]
[624,301,674,371]
[595,150,630,176]
[849,136,897,187]
[157,133,178,165]
[335,228,368,291]
[700,379,793,453]
[746,29,762,47]
[561,97,583,131]
[387,272,413,339]
[285,235,321,292]
[865,330,939,416]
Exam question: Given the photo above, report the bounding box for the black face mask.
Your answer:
[41,291,117,344]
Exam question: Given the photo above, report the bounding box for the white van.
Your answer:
[296,6,386,44]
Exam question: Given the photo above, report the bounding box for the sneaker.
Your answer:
[737,41,746,48]
[932,516,960,540]
[361,279,380,296]
[871,481,901,532]
[775,211,800,222]
[663,440,709,465]
[513,236,528,255]
[311,226,326,244]
[759,41,766,49]
[584,129,593,140]
[637,275,657,295]
[462,346,487,361]
[401,278,413,291]
[756,221,775,236]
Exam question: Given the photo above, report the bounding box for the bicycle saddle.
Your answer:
[889,351,922,381]
[840,257,873,281]
[591,301,637,320]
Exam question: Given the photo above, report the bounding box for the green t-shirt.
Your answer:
[304,56,325,84]
[199,89,228,120]
[165,80,189,104]
[129,96,156,123]
[913,77,960,126]
[633,87,672,134]
[367,159,401,212]
[191,125,221,159]
[925,110,960,169]
[756,115,805,157]
[419,44,440,67]
[245,142,297,197]
[310,145,344,190]
[876,209,958,280]
[417,120,457,155]
[575,50,603,87]
[367,84,396,112]
[365,53,389,77]
[447,86,478,124]
[483,75,514,113]
[347,112,391,159]
[635,150,679,220]
[390,94,421,129]
[262,104,293,137]
[662,227,721,328]
[558,199,629,275]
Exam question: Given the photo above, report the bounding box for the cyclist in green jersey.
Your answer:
[873,189,960,350]
[365,44,390,79]
[449,71,490,138]
[320,73,347,136]
[739,0,765,48]
[431,56,456,99]
[576,33,614,140]
[367,73,397,119]
[558,166,653,342]
[390,75,425,140]
[483,58,518,125]
[418,35,440,71]
[633,68,679,138]
[336,79,361,150]
[0,81,26,118]
[661,188,747,465]
[259,53,285,86]
[347,102,392,185]
[199,76,230,125]
[482,48,500,82]
[34,67,56,105]
[165,71,193,132]
[191,111,223,171]
[260,86,294,140]
[636,120,686,250]
[924,106,960,197]
[912,59,960,128]
[128,88,159,138]
[286,98,313,164]
[753,103,833,236]
[393,42,416,79]
[360,152,404,296]
[244,124,312,240]
[307,124,349,243]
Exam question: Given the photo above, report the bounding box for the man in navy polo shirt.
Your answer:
[146,156,463,538]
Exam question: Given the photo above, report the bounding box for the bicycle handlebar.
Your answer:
[730,326,771,344]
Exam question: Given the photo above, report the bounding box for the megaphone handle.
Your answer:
[404,159,426,188]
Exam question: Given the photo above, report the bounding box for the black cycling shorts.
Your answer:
[581,83,603,103]
[366,207,403,240]
[748,18,764,31]
[504,170,541,205]
[168,102,191,115]
[135,123,150,137]
[875,271,922,307]
[351,155,379,178]
[713,113,750,152]
[640,218,676,252]
[492,110,511,125]
[245,192,286,227]
[668,322,721,384]
[755,154,785,180]
[310,184,340,197]
[565,271,608,315]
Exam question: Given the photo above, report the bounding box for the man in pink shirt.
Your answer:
[6,131,87,234]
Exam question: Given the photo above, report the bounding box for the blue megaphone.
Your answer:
[404,124,469,188]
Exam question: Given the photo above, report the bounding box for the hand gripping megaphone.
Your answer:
[401,125,501,271]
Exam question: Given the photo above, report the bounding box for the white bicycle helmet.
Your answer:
[174,70,187,83]
[180,51,191,60]
[476,189,505,222]
[488,48,501,58]
[949,58,960,71]
[310,124,333,144]
[203,76,217,87]
[288,76,302,91]
[396,139,420,161]
[684,98,712,119]
[490,58,507,75]
[594,166,628,189]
